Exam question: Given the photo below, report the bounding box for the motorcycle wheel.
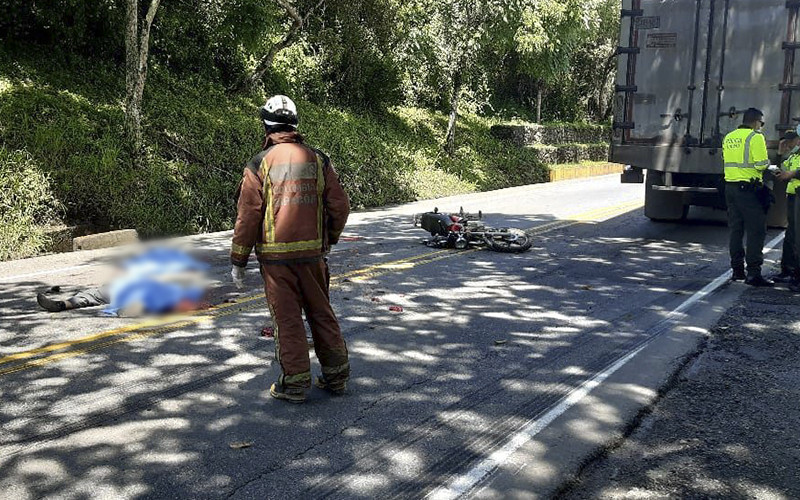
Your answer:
[483,228,532,253]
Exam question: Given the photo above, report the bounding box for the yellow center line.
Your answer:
[0,198,643,374]
[0,251,453,367]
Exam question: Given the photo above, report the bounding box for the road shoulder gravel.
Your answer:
[560,283,800,499]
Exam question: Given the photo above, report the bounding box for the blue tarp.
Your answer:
[102,248,208,316]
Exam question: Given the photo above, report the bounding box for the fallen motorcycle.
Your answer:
[412,207,532,253]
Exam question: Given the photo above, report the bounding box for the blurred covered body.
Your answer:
[37,247,209,316]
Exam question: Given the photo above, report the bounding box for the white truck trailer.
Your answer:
[613,0,796,225]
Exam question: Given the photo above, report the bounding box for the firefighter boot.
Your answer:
[269,380,307,404]
[315,375,346,395]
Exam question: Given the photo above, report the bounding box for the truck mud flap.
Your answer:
[645,171,689,221]
[621,166,645,183]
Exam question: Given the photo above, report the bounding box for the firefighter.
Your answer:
[231,95,350,403]
[772,131,800,283]
[722,107,774,287]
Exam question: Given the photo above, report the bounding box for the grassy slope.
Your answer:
[0,46,548,258]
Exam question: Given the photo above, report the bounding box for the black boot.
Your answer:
[731,268,747,281]
[745,275,775,287]
[36,293,67,312]
[771,269,795,283]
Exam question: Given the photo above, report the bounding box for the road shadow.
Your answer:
[0,206,789,498]
[558,283,800,499]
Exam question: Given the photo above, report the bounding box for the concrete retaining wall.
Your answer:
[549,162,624,182]
[491,124,610,147]
[72,229,139,251]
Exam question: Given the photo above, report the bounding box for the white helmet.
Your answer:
[260,94,298,129]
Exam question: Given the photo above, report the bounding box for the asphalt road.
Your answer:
[0,175,780,499]
[561,283,800,499]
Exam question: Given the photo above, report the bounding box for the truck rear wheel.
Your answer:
[644,171,689,222]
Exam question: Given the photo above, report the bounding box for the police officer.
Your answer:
[231,95,351,403]
[722,107,774,287]
[777,128,800,292]
[773,131,800,283]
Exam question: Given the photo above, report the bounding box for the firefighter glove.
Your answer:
[231,265,246,290]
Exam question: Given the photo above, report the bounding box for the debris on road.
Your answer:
[261,327,274,338]
[228,441,253,450]
[389,305,403,313]
[494,340,508,346]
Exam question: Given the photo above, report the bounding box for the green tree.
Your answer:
[401,0,521,154]
[515,0,618,123]
[245,0,326,89]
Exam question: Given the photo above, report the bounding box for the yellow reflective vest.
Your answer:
[784,153,800,195]
[722,127,769,182]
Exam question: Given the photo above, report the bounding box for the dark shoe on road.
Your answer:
[731,269,747,281]
[771,270,795,283]
[745,275,775,287]
[36,293,67,312]
[315,375,346,395]
[269,382,307,404]
[789,281,800,293]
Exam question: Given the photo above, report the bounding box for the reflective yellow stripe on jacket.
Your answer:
[785,154,800,195]
[722,128,769,182]
[259,154,325,255]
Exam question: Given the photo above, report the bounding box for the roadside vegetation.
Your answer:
[0,0,620,259]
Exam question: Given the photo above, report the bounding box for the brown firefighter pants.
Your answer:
[261,259,349,390]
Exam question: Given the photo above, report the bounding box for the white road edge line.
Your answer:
[428,232,785,500]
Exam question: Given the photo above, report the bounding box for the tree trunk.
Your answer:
[124,0,141,159]
[243,0,325,90]
[536,85,543,124]
[445,71,462,156]
[597,49,618,122]
[124,0,160,167]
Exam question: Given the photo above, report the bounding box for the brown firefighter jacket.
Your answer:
[231,132,350,266]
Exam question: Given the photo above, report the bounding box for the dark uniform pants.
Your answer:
[793,194,800,278]
[262,259,349,389]
[726,183,767,276]
[782,194,797,275]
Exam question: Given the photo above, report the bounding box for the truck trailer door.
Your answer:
[704,0,788,146]
[616,0,789,146]
[615,0,710,146]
